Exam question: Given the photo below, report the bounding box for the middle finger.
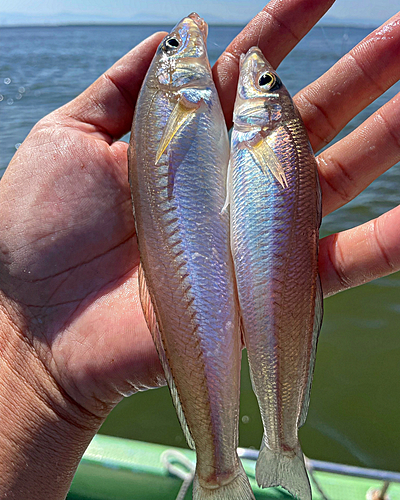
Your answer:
[295,12,400,153]
[213,0,336,127]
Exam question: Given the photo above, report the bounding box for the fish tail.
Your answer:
[193,463,255,500]
[256,438,311,500]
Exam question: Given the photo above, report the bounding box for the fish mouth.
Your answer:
[240,46,275,75]
[187,12,208,41]
[240,47,272,69]
[244,46,264,59]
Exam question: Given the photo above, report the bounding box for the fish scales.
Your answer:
[128,14,255,500]
[229,47,322,500]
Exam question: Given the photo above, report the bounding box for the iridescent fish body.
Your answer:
[128,14,254,500]
[228,47,323,500]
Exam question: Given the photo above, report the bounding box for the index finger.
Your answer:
[213,0,336,126]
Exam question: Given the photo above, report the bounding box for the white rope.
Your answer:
[304,455,331,500]
[161,449,196,500]
[366,482,391,500]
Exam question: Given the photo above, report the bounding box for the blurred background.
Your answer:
[1,0,399,473]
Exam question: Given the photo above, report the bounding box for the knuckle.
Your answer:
[317,153,355,206]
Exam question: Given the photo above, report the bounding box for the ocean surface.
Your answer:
[1,24,399,472]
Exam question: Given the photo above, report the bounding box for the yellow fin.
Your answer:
[248,137,288,188]
[155,96,200,164]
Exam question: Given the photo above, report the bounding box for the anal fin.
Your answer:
[221,158,232,213]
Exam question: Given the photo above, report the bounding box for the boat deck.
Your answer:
[67,435,400,499]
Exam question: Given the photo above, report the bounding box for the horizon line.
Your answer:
[0,20,380,29]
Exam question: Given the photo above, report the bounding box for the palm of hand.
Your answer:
[0,120,163,416]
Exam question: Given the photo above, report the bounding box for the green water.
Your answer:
[101,272,400,472]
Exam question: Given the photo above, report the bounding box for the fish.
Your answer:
[227,47,323,500]
[128,14,255,500]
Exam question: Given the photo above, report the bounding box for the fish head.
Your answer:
[234,47,292,129]
[152,13,211,90]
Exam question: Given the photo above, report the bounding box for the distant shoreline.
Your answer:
[0,21,379,29]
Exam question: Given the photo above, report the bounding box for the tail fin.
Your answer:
[256,439,311,500]
[193,463,255,500]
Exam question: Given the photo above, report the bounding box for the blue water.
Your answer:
[1,24,400,472]
[3,24,397,175]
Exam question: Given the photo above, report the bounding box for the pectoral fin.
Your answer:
[155,95,201,164]
[248,137,288,189]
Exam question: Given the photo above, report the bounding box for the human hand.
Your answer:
[0,32,169,419]
[1,0,400,497]
[0,31,168,500]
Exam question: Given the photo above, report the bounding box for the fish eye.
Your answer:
[163,37,180,51]
[167,37,179,48]
[258,72,276,89]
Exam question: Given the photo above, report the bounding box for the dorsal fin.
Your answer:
[299,274,323,428]
[138,263,195,449]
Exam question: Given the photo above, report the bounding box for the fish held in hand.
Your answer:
[228,47,323,500]
[128,14,254,500]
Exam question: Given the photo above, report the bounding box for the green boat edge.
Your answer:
[67,434,400,500]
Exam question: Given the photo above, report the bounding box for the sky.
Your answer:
[0,0,398,26]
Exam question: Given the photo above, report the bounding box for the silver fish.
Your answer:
[128,14,254,500]
[228,47,323,500]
